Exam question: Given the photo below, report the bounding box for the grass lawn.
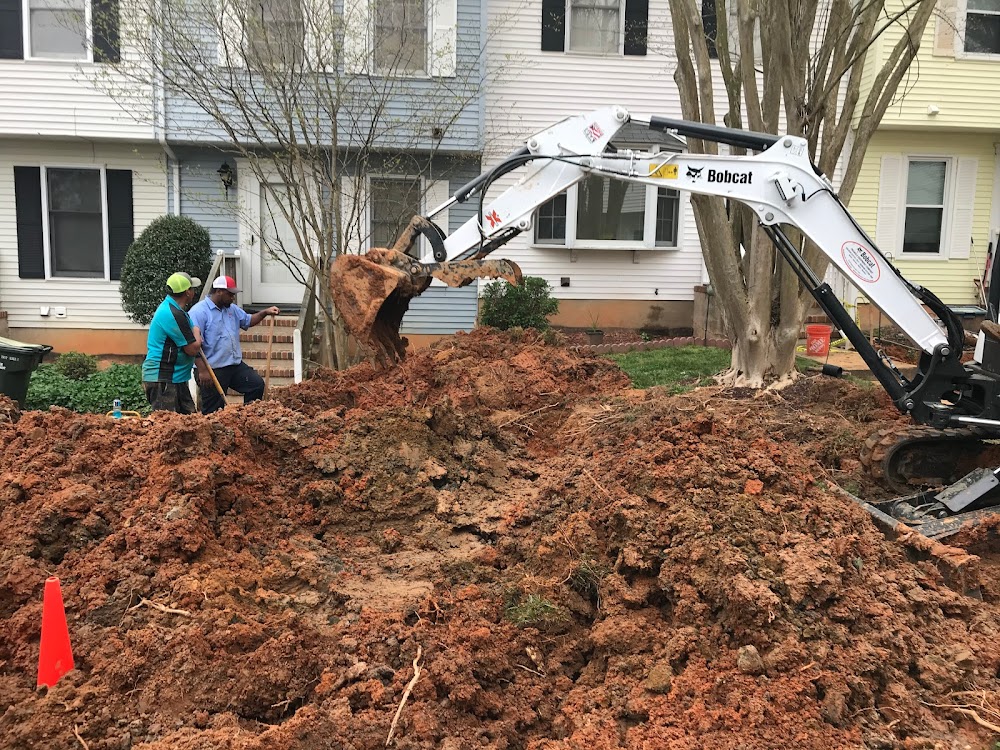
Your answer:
[609,346,732,392]
[609,346,826,392]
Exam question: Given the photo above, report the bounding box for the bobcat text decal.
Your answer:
[841,241,881,283]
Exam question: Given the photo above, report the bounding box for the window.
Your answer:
[4,0,119,62]
[246,0,305,67]
[966,0,1000,54]
[47,168,104,277]
[14,165,133,280]
[902,159,948,254]
[374,0,427,72]
[533,152,680,249]
[28,0,87,59]
[371,177,422,256]
[540,0,647,56]
[536,193,567,245]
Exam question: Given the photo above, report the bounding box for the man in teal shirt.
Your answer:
[142,272,203,413]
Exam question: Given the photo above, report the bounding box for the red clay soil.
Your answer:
[2,328,1000,749]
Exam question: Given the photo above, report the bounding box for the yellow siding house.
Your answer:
[851,0,1000,310]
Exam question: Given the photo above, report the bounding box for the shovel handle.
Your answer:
[198,350,226,398]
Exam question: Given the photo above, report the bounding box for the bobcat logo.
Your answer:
[686,166,704,180]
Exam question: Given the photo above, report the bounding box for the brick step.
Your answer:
[240,331,295,344]
[245,315,298,327]
[242,348,294,361]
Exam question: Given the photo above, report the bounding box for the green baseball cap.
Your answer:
[166,272,202,294]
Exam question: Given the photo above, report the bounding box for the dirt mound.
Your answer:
[1,333,999,749]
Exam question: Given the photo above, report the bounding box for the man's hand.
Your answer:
[198,368,215,388]
[250,307,281,327]
[265,306,281,316]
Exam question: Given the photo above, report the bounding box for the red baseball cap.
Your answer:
[212,276,242,293]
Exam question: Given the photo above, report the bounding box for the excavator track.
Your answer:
[861,425,1000,493]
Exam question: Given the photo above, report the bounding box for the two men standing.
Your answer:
[141,272,279,414]
[189,276,280,414]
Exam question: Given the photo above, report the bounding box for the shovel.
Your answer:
[264,313,275,397]
[198,350,228,407]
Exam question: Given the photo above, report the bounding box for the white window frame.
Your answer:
[898,156,954,259]
[22,0,94,63]
[956,0,1000,59]
[532,148,683,250]
[40,165,110,281]
[244,0,307,68]
[565,0,627,56]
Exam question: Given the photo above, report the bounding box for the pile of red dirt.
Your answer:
[2,329,1000,749]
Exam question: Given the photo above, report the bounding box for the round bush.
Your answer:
[54,351,98,380]
[120,215,213,325]
[479,276,559,331]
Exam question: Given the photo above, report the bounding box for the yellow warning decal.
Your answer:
[649,163,679,179]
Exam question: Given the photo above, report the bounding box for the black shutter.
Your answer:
[106,169,133,281]
[541,0,565,52]
[702,0,718,59]
[0,0,23,60]
[624,0,648,56]
[92,0,121,63]
[14,168,44,280]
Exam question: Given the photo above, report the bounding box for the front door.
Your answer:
[241,169,308,305]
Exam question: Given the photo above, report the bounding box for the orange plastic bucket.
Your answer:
[805,324,833,357]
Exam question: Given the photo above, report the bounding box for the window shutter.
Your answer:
[429,0,457,77]
[342,0,371,74]
[702,0,718,59]
[0,0,22,59]
[106,169,134,280]
[14,167,45,280]
[541,0,565,52]
[624,0,647,56]
[422,179,450,259]
[92,0,121,63]
[219,0,245,68]
[875,155,902,256]
[933,0,956,58]
[949,157,977,260]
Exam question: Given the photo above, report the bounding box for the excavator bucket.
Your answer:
[331,247,522,367]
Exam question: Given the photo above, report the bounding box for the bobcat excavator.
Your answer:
[330,106,1000,538]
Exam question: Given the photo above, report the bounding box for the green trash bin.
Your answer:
[0,336,53,408]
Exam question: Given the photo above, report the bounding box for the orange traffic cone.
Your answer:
[37,577,74,689]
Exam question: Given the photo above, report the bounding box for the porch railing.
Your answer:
[294,270,317,384]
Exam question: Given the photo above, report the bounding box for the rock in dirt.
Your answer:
[736,645,766,675]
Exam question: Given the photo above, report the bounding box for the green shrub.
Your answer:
[54,351,98,380]
[479,276,559,331]
[120,215,212,325]
[26,364,149,415]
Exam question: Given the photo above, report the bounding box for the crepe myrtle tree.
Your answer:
[92,0,509,369]
[665,0,937,387]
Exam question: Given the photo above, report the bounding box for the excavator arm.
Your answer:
[333,106,1000,527]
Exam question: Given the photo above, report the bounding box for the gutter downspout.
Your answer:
[153,0,180,215]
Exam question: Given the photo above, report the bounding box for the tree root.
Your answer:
[385,646,423,747]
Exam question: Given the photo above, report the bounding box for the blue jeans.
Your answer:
[200,361,265,414]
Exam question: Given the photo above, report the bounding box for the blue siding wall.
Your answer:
[174,149,241,253]
[163,0,483,153]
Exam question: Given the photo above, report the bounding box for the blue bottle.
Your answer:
[113,398,122,419]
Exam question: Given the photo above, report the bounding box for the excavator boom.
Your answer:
[330,105,1000,534]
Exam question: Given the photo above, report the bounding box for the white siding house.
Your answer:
[0,0,161,354]
[483,0,710,331]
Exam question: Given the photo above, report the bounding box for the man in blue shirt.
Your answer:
[189,276,280,414]
[142,272,203,413]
